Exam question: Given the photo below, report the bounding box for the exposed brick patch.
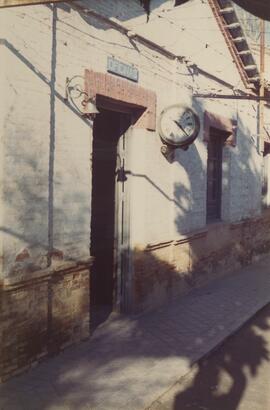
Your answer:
[48,248,64,261]
[0,266,90,382]
[15,248,30,262]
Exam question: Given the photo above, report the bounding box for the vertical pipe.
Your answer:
[259,18,265,153]
[47,4,57,350]
[48,4,57,266]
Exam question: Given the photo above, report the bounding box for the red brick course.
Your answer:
[84,69,156,130]
[203,111,237,147]
[0,264,90,382]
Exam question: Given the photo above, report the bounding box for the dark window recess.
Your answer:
[206,128,227,222]
[262,142,270,208]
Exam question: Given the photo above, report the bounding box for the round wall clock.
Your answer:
[158,104,200,148]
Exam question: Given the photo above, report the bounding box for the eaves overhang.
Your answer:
[208,0,260,91]
[232,0,270,21]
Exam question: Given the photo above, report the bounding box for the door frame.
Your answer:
[94,96,135,313]
[115,116,132,314]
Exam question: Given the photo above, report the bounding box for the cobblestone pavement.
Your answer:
[1,256,270,410]
[148,303,270,410]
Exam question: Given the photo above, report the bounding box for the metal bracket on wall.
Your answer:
[161,143,189,162]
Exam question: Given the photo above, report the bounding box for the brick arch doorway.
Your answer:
[87,72,156,327]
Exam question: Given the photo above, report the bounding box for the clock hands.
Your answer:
[159,106,199,148]
[173,119,189,138]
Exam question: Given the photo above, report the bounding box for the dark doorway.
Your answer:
[90,107,131,329]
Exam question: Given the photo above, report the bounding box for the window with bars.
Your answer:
[206,127,227,222]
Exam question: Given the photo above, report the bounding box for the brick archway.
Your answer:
[84,69,156,131]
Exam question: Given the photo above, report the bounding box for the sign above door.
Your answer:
[107,57,139,83]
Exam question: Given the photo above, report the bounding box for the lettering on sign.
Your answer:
[107,57,139,83]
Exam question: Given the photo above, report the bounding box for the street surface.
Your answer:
[149,303,270,410]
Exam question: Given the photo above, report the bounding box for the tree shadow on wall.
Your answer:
[173,101,263,282]
[0,3,91,274]
[166,99,266,410]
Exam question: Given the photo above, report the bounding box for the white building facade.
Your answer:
[0,0,269,381]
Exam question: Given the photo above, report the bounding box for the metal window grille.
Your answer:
[206,128,225,222]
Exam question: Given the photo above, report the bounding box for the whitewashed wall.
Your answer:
[0,0,265,277]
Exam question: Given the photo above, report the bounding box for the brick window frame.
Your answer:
[203,111,237,147]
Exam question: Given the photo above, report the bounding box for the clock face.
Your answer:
[158,104,200,147]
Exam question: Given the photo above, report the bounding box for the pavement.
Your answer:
[148,301,270,410]
[1,256,270,410]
